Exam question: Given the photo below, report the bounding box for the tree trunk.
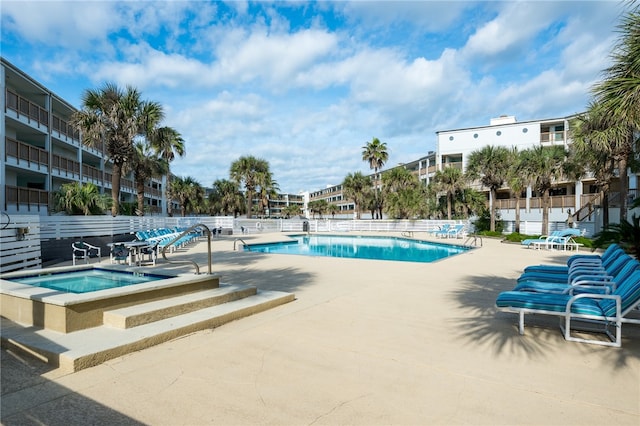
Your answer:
[619,155,629,221]
[166,174,173,217]
[136,179,145,216]
[601,189,609,227]
[542,189,550,235]
[514,196,521,233]
[111,162,123,217]
[489,189,496,232]
[447,193,452,220]
[246,190,253,219]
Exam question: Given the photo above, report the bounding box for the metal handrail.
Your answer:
[161,223,212,274]
[234,238,250,251]
[464,234,483,247]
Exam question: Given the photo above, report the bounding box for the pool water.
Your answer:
[245,234,469,263]
[6,268,170,293]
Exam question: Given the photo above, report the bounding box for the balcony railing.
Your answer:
[5,186,49,212]
[6,89,49,128]
[540,131,566,144]
[52,154,80,176]
[494,195,575,210]
[52,114,80,140]
[5,137,48,168]
[82,164,103,182]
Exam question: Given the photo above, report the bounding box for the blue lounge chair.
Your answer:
[523,244,623,275]
[496,269,640,347]
[517,251,631,284]
[513,257,639,295]
[521,229,582,249]
[446,224,466,239]
[434,224,452,238]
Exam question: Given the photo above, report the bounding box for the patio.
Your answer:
[2,233,639,425]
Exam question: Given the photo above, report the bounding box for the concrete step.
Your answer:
[103,284,257,329]
[1,289,295,373]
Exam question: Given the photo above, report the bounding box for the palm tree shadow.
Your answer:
[447,274,553,358]
[449,274,640,367]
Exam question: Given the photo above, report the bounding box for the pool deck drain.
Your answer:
[1,284,294,373]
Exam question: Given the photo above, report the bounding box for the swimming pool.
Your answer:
[245,234,470,263]
[5,268,170,294]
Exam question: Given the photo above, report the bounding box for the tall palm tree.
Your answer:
[72,83,147,216]
[431,166,466,220]
[506,148,528,233]
[257,172,280,217]
[342,171,371,219]
[382,167,427,219]
[569,102,624,227]
[151,126,185,217]
[169,176,203,217]
[520,145,568,235]
[130,141,169,216]
[466,145,511,232]
[362,137,389,219]
[209,179,244,216]
[591,8,640,221]
[229,156,270,218]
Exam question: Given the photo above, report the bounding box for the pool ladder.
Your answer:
[161,223,212,274]
[233,238,250,251]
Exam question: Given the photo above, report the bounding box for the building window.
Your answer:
[473,133,478,139]
[449,136,454,141]
[496,131,502,136]
[522,128,528,133]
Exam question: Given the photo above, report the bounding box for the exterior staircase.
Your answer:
[1,284,294,373]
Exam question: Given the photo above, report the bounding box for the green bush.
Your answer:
[502,232,538,243]
[473,210,504,233]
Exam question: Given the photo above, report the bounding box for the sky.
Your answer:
[1,0,629,194]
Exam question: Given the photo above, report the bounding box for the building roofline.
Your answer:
[435,113,582,134]
[1,56,79,112]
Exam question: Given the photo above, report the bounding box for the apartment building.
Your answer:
[2,58,165,215]
[437,114,638,228]
[308,114,639,228]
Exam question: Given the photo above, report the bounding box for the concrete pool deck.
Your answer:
[2,232,639,425]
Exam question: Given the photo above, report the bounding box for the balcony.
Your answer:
[5,137,48,170]
[52,154,80,177]
[5,89,49,129]
[5,185,49,212]
[52,114,80,141]
[540,131,566,145]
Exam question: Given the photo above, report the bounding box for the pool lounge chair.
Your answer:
[523,244,623,275]
[517,251,631,284]
[433,224,452,238]
[513,256,639,295]
[521,229,582,249]
[446,224,466,239]
[495,269,640,347]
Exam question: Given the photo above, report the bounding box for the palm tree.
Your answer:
[257,172,280,218]
[431,167,466,220]
[308,199,329,219]
[130,141,169,216]
[382,167,427,219]
[209,179,243,216]
[327,203,339,218]
[466,145,511,232]
[229,156,270,218]
[570,102,630,227]
[342,172,371,219]
[151,126,185,217]
[506,148,528,233]
[520,145,568,235]
[362,137,388,219]
[591,9,640,221]
[282,203,302,218]
[169,176,203,217]
[72,83,149,216]
[54,182,112,215]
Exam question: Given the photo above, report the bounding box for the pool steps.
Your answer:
[1,284,294,373]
